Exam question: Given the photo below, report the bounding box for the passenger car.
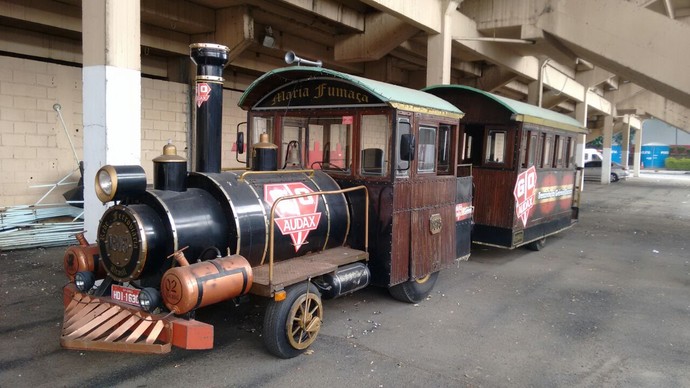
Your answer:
[583,160,629,182]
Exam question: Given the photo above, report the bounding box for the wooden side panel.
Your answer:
[472,168,516,228]
[411,177,455,208]
[411,204,455,277]
[390,211,411,285]
[390,177,456,284]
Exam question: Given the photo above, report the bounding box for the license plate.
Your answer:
[111,284,141,306]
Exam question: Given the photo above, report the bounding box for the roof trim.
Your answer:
[240,67,464,119]
[423,85,588,134]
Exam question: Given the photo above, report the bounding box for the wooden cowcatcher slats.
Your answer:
[60,291,172,354]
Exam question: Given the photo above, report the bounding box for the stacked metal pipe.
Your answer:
[0,205,84,250]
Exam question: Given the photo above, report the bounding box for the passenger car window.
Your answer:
[485,130,506,164]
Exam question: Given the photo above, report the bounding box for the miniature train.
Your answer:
[60,44,582,357]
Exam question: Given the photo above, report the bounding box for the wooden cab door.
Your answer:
[391,116,457,285]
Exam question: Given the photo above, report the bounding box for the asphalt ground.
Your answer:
[1,172,689,387]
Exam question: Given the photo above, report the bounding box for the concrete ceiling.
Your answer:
[0,0,688,133]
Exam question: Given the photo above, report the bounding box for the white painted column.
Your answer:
[621,115,631,169]
[574,98,588,193]
[574,100,588,167]
[82,0,141,242]
[601,115,613,184]
[633,125,643,177]
[426,1,459,86]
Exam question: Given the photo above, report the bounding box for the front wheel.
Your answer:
[263,282,323,359]
[610,173,619,182]
[389,272,439,303]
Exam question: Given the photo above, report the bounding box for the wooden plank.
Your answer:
[145,320,166,345]
[64,305,121,340]
[64,299,100,328]
[81,310,131,341]
[64,303,110,333]
[102,315,140,342]
[61,338,171,354]
[126,320,153,344]
[251,247,368,296]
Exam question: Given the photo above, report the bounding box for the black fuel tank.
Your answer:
[188,170,350,267]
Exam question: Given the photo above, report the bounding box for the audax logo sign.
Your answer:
[513,166,537,227]
[264,182,322,252]
[195,83,211,107]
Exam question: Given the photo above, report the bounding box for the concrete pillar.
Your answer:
[426,1,458,85]
[82,0,141,241]
[633,126,643,177]
[621,115,631,169]
[574,100,588,168]
[574,99,588,192]
[601,115,613,184]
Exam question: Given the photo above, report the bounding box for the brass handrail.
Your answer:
[266,185,369,294]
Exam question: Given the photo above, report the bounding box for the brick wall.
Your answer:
[141,78,191,175]
[0,55,252,207]
[0,56,83,207]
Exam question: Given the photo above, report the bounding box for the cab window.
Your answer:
[360,114,390,176]
[437,124,451,174]
[418,126,437,173]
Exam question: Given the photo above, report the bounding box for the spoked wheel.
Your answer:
[525,237,546,251]
[610,173,619,182]
[263,282,323,359]
[389,271,439,303]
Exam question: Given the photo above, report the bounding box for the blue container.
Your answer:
[641,144,670,169]
[611,145,622,164]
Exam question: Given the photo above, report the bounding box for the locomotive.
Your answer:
[60,43,581,357]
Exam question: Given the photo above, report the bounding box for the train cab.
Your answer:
[239,66,471,302]
[425,85,586,250]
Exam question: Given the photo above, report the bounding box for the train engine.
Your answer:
[60,44,371,358]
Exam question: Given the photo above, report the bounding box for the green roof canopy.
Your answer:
[240,67,464,120]
[423,85,587,134]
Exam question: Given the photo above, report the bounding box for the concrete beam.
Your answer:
[587,91,614,116]
[542,65,585,102]
[450,11,540,82]
[0,24,81,63]
[0,0,81,32]
[617,90,690,132]
[576,67,616,89]
[358,0,444,33]
[541,92,570,109]
[451,11,614,115]
[0,0,192,57]
[141,24,190,55]
[215,6,254,62]
[334,12,419,62]
[461,65,518,92]
[274,0,364,31]
[140,0,214,34]
[533,0,690,108]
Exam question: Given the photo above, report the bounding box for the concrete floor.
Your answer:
[1,173,689,387]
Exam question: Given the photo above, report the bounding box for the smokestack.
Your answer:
[190,43,230,173]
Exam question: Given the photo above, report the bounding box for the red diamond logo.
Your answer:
[264,182,322,252]
[513,166,537,227]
